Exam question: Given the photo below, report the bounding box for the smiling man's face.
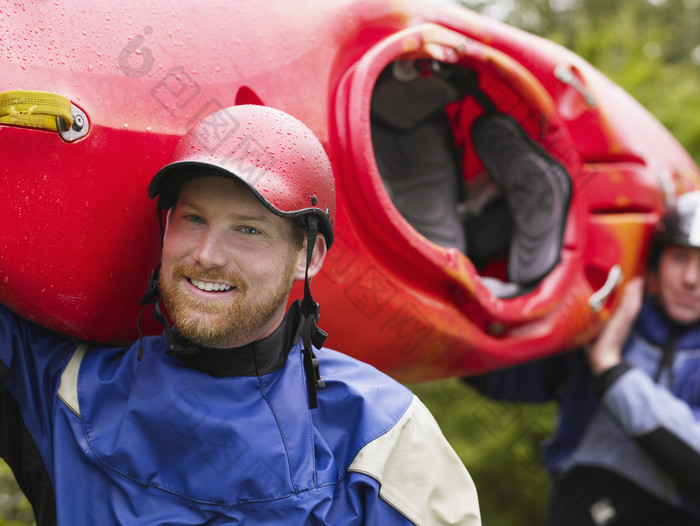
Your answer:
[657,244,700,325]
[159,176,305,348]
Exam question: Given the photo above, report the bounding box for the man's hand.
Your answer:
[587,276,645,374]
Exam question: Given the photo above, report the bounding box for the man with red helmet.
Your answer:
[466,191,700,525]
[0,105,481,525]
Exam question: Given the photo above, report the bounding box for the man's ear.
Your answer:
[294,235,327,281]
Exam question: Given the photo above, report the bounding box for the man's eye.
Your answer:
[242,226,260,235]
[184,214,205,224]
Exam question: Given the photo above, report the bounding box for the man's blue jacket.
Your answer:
[0,301,480,525]
[468,297,700,519]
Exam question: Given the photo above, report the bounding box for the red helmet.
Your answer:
[149,104,335,247]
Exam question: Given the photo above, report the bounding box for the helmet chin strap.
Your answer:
[134,201,169,360]
[300,215,327,409]
[136,266,218,360]
[137,203,199,359]
[136,264,173,361]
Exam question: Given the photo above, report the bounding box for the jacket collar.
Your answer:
[169,300,304,377]
[637,296,700,350]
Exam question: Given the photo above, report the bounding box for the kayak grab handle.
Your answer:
[554,64,596,109]
[0,90,89,142]
[588,264,623,313]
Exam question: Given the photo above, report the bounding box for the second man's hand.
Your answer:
[587,276,645,374]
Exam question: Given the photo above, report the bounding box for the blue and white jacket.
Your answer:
[0,301,480,525]
[468,297,700,518]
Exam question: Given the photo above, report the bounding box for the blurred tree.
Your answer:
[0,462,34,526]
[411,380,555,526]
[460,0,700,162]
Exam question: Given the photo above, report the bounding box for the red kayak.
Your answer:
[1,0,698,381]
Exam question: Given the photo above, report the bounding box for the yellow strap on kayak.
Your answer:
[0,90,72,131]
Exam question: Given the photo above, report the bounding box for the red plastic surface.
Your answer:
[1,0,698,382]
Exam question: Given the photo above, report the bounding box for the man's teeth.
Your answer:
[191,279,232,292]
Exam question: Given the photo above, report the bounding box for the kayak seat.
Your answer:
[370,60,571,297]
[370,62,468,253]
[471,112,571,288]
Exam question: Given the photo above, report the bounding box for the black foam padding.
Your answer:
[472,113,571,285]
[371,113,467,252]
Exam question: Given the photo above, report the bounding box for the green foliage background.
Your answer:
[411,381,556,525]
[463,0,700,164]
[2,1,700,524]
